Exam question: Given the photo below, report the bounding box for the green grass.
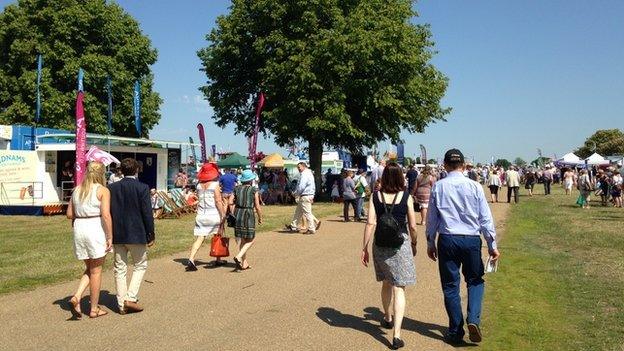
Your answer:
[0,202,341,295]
[481,186,624,351]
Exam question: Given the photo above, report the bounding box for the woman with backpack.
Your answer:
[361,162,418,350]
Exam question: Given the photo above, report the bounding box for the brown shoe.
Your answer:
[122,301,144,314]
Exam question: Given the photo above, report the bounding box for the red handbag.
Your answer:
[210,225,230,258]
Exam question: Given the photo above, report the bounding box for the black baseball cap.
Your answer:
[444,148,464,164]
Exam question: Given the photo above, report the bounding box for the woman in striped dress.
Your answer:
[229,170,262,271]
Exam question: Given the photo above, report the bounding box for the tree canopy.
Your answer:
[495,158,511,169]
[198,0,450,183]
[575,129,624,159]
[514,157,527,167]
[0,0,161,137]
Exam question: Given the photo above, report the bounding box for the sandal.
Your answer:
[233,257,243,270]
[89,306,108,319]
[240,266,252,271]
[70,296,82,319]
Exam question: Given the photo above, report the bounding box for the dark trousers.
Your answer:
[343,198,358,221]
[438,235,485,338]
[507,186,519,203]
[543,180,552,195]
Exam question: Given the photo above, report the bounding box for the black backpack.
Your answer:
[374,192,405,249]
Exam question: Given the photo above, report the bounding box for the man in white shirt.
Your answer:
[353,169,369,218]
[370,159,386,192]
[285,162,320,234]
[505,166,521,203]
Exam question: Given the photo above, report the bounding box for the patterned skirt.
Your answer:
[234,207,256,239]
[372,233,416,286]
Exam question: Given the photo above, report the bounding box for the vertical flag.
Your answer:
[396,142,405,165]
[249,92,265,168]
[197,123,207,163]
[74,68,87,186]
[211,144,216,159]
[188,137,198,165]
[419,144,427,165]
[35,54,43,123]
[133,80,141,137]
[106,76,113,134]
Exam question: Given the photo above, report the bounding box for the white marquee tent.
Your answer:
[584,153,610,165]
[556,152,581,165]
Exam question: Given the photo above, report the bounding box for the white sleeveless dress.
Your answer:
[72,184,107,260]
[194,182,221,236]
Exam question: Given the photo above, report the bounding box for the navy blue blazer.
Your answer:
[108,177,155,244]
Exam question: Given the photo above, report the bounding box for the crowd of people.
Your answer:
[65,149,622,349]
[66,157,270,319]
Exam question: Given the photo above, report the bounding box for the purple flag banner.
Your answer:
[75,68,87,186]
[249,92,265,168]
[197,123,207,163]
[420,144,427,165]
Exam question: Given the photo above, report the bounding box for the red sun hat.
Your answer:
[197,162,220,182]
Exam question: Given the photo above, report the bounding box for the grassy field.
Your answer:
[481,186,624,351]
[0,202,341,295]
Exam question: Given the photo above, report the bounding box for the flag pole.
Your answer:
[33,54,43,150]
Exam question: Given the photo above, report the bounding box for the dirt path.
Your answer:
[0,200,510,350]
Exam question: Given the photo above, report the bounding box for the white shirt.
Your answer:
[296,168,316,196]
[354,174,369,198]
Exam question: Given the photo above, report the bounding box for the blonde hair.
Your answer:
[422,165,432,177]
[77,161,106,202]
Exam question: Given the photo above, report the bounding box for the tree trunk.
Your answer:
[308,138,323,198]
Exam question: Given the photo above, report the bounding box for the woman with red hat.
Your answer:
[187,163,226,270]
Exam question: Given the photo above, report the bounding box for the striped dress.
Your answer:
[233,185,257,239]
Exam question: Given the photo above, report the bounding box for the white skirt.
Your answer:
[73,218,107,260]
[194,213,221,236]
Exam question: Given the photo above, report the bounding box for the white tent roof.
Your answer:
[585,153,609,165]
[557,152,581,163]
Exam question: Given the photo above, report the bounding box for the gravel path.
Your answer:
[0,200,509,350]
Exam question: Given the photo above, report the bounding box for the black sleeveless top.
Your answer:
[372,190,409,231]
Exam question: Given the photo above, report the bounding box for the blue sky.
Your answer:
[2,0,623,163]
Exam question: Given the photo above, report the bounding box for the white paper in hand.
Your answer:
[485,256,499,274]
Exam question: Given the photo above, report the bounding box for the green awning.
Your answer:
[217,152,250,168]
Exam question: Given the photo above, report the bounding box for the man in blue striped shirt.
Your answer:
[426,148,501,344]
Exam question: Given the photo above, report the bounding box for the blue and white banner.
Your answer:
[35,54,43,123]
[396,142,405,165]
[106,76,113,133]
[133,80,141,136]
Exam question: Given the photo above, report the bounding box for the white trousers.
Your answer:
[290,195,318,231]
[113,244,148,308]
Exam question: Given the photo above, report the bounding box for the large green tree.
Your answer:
[198,0,449,188]
[0,0,161,137]
[575,129,624,159]
[514,157,527,167]
[495,158,511,169]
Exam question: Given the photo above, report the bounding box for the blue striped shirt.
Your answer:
[425,171,497,251]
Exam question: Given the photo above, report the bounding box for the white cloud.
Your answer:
[193,95,209,105]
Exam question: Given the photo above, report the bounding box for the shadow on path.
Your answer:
[316,306,478,348]
[53,290,118,321]
[316,307,391,348]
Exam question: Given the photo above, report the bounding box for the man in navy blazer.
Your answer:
[109,158,155,314]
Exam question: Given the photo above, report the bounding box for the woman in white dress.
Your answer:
[66,161,113,319]
[187,163,226,270]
